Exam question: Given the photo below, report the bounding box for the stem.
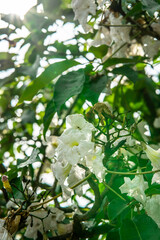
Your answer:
[106,168,160,175]
[103,182,126,201]
[29,173,92,211]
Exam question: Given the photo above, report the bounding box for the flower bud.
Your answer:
[2,175,12,193]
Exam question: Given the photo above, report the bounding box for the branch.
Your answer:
[73,176,101,222]
[105,168,160,175]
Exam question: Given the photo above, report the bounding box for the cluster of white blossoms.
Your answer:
[51,114,105,199]
[25,207,69,239]
[120,145,160,227]
[71,1,160,58]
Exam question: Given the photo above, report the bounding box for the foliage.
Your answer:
[0,0,160,239]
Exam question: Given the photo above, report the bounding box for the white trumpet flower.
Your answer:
[119,174,148,204]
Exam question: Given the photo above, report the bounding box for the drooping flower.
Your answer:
[85,149,105,181]
[144,144,160,183]
[144,145,160,170]
[45,136,58,159]
[119,174,148,204]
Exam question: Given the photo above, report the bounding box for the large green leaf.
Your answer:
[18,60,79,104]
[83,75,109,104]
[18,149,41,168]
[103,57,145,68]
[89,45,108,59]
[54,69,85,113]
[120,214,160,240]
[43,99,56,137]
[108,198,128,221]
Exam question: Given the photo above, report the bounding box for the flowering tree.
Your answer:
[0,0,160,239]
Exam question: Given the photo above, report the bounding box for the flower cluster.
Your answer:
[51,114,105,199]
[71,1,160,58]
[25,207,66,239]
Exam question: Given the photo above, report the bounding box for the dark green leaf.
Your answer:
[83,75,109,104]
[120,214,160,240]
[11,177,24,200]
[108,198,128,221]
[18,149,41,168]
[141,0,160,16]
[18,60,79,103]
[54,69,85,113]
[145,183,160,196]
[43,99,56,137]
[112,66,138,83]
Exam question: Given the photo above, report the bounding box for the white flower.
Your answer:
[90,26,111,47]
[144,195,160,227]
[85,149,105,181]
[25,208,65,239]
[57,128,95,165]
[67,165,86,195]
[153,117,160,128]
[0,228,12,240]
[108,13,131,57]
[52,160,86,199]
[52,160,72,184]
[119,174,148,204]
[72,0,96,32]
[144,145,160,170]
[141,35,160,58]
[46,136,58,159]
[151,21,160,35]
[0,219,13,240]
[144,144,160,183]
[52,114,97,198]
[66,114,95,139]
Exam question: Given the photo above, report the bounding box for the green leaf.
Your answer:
[11,177,24,200]
[54,69,85,113]
[108,198,128,221]
[89,45,108,59]
[141,0,160,16]
[18,60,79,104]
[145,183,160,196]
[43,99,56,137]
[18,149,41,168]
[83,75,109,104]
[120,214,160,240]
[112,65,138,83]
